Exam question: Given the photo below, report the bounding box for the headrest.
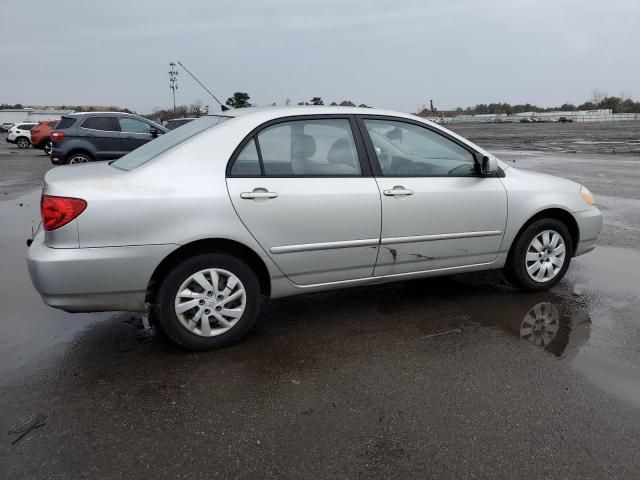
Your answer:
[327,138,355,166]
[292,134,316,159]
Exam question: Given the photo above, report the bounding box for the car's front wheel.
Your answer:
[154,253,262,350]
[504,218,573,291]
[16,137,30,149]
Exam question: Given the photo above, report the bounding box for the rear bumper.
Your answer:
[26,232,177,312]
[6,137,15,144]
[574,206,602,256]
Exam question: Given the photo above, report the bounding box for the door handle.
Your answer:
[383,186,413,196]
[240,189,278,199]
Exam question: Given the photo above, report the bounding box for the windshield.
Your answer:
[111,115,229,171]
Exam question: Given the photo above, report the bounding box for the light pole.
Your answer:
[169,62,178,112]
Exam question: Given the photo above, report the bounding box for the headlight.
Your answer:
[580,185,595,205]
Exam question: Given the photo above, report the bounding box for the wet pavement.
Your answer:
[2,136,640,478]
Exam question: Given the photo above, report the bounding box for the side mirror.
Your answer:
[474,152,498,175]
[150,128,160,138]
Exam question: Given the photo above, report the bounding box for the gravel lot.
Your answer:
[1,124,640,479]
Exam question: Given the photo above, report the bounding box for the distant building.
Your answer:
[0,108,73,124]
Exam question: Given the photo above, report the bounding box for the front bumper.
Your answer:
[574,206,603,256]
[26,232,177,312]
[6,137,16,144]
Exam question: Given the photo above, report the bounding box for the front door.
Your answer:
[359,117,508,276]
[226,116,381,286]
[117,117,157,153]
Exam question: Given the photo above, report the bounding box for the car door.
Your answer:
[117,117,157,152]
[226,116,381,286]
[358,116,508,276]
[79,116,123,159]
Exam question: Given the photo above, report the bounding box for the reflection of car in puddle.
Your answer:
[472,293,591,359]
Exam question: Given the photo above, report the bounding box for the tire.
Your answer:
[504,218,573,291]
[154,253,262,350]
[43,139,52,156]
[66,152,92,164]
[16,137,30,149]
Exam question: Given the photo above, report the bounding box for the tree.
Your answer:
[226,92,251,109]
[309,97,324,105]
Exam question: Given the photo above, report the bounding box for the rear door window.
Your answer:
[82,116,115,131]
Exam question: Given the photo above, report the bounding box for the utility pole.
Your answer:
[169,62,178,112]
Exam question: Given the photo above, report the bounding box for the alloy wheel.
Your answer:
[174,268,246,337]
[525,230,566,283]
[68,155,90,164]
[43,140,52,156]
[17,138,29,148]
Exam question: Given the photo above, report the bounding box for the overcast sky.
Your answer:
[1,0,639,113]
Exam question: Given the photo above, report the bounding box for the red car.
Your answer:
[30,120,59,155]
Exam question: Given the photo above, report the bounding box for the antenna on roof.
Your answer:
[177,61,230,112]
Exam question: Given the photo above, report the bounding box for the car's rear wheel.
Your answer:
[16,137,30,149]
[504,218,573,291]
[154,253,262,350]
[67,152,92,164]
[43,139,52,156]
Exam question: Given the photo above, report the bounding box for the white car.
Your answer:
[27,106,602,350]
[6,122,37,148]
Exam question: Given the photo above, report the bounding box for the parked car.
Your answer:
[49,112,168,164]
[30,120,59,155]
[558,117,574,123]
[27,106,602,350]
[0,122,15,133]
[164,117,196,130]
[6,122,37,148]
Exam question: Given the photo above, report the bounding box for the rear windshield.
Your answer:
[55,117,76,129]
[111,115,229,171]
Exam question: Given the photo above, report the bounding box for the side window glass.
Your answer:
[119,117,151,134]
[363,119,476,176]
[231,139,261,176]
[257,119,361,176]
[82,117,114,131]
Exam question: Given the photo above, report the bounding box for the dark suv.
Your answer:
[50,112,168,164]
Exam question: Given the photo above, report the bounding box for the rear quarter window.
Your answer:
[56,117,76,129]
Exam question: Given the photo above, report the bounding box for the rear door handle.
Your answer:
[383,186,413,196]
[240,189,278,199]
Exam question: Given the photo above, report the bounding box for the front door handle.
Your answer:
[240,188,278,200]
[383,186,413,196]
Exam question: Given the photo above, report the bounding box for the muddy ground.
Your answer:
[1,124,640,479]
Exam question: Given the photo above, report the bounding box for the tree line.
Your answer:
[455,90,640,115]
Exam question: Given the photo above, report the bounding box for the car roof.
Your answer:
[219,105,420,121]
[166,117,197,121]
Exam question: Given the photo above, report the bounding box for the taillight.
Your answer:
[51,132,65,141]
[41,195,87,231]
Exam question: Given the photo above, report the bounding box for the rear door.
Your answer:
[79,116,123,159]
[117,117,157,152]
[226,116,382,286]
[358,116,507,276]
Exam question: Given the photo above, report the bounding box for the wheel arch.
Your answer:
[145,238,271,305]
[508,208,580,261]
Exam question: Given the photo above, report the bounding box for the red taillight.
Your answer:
[51,132,65,141]
[41,195,87,231]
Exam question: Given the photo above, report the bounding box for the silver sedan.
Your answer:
[27,106,602,349]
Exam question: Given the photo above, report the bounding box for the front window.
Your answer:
[112,115,229,171]
[362,119,476,176]
[119,117,152,134]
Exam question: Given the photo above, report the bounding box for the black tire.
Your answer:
[504,218,573,291]
[16,137,30,149]
[43,139,53,156]
[154,253,262,350]
[66,151,92,164]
